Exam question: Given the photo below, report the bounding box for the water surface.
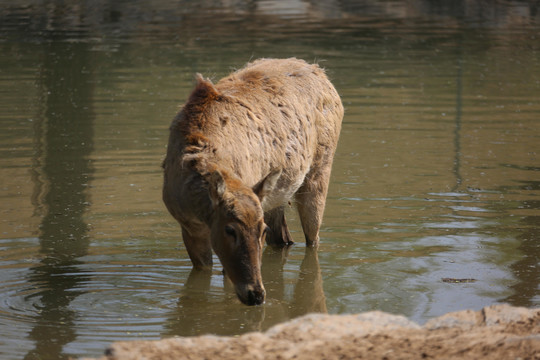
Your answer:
[0,1,539,359]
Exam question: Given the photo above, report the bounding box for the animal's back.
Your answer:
[167,58,343,212]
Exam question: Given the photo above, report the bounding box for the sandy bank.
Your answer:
[85,304,539,360]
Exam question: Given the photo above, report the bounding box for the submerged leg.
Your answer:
[264,205,294,248]
[295,166,332,247]
[181,226,213,269]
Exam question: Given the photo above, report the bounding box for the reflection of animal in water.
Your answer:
[164,247,327,337]
[262,247,327,317]
[162,58,343,305]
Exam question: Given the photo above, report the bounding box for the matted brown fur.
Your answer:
[162,58,343,305]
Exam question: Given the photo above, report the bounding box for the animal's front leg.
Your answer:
[264,205,294,248]
[181,226,213,270]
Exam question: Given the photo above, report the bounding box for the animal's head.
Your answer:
[206,167,281,305]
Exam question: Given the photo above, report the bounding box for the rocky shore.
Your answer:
[86,304,539,360]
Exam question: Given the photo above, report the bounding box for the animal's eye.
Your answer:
[225,225,236,238]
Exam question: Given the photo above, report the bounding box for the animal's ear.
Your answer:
[253,169,282,202]
[189,74,220,103]
[207,170,227,207]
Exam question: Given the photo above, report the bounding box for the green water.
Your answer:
[0,1,539,359]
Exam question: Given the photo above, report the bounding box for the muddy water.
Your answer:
[1,1,539,359]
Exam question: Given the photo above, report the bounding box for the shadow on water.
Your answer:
[24,40,95,360]
[452,33,464,193]
[165,246,327,336]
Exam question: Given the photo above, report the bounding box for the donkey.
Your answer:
[162,58,343,305]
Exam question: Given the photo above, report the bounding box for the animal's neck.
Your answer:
[180,165,215,227]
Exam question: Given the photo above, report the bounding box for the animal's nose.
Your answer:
[246,288,265,305]
[236,283,266,306]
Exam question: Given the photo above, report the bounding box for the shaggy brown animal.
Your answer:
[162,58,343,305]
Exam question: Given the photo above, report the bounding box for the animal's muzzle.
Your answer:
[237,284,265,306]
[246,288,265,306]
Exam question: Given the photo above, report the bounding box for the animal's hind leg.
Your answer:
[181,226,213,270]
[264,205,294,248]
[295,165,332,248]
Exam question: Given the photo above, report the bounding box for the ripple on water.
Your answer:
[0,239,198,356]
[0,238,43,320]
